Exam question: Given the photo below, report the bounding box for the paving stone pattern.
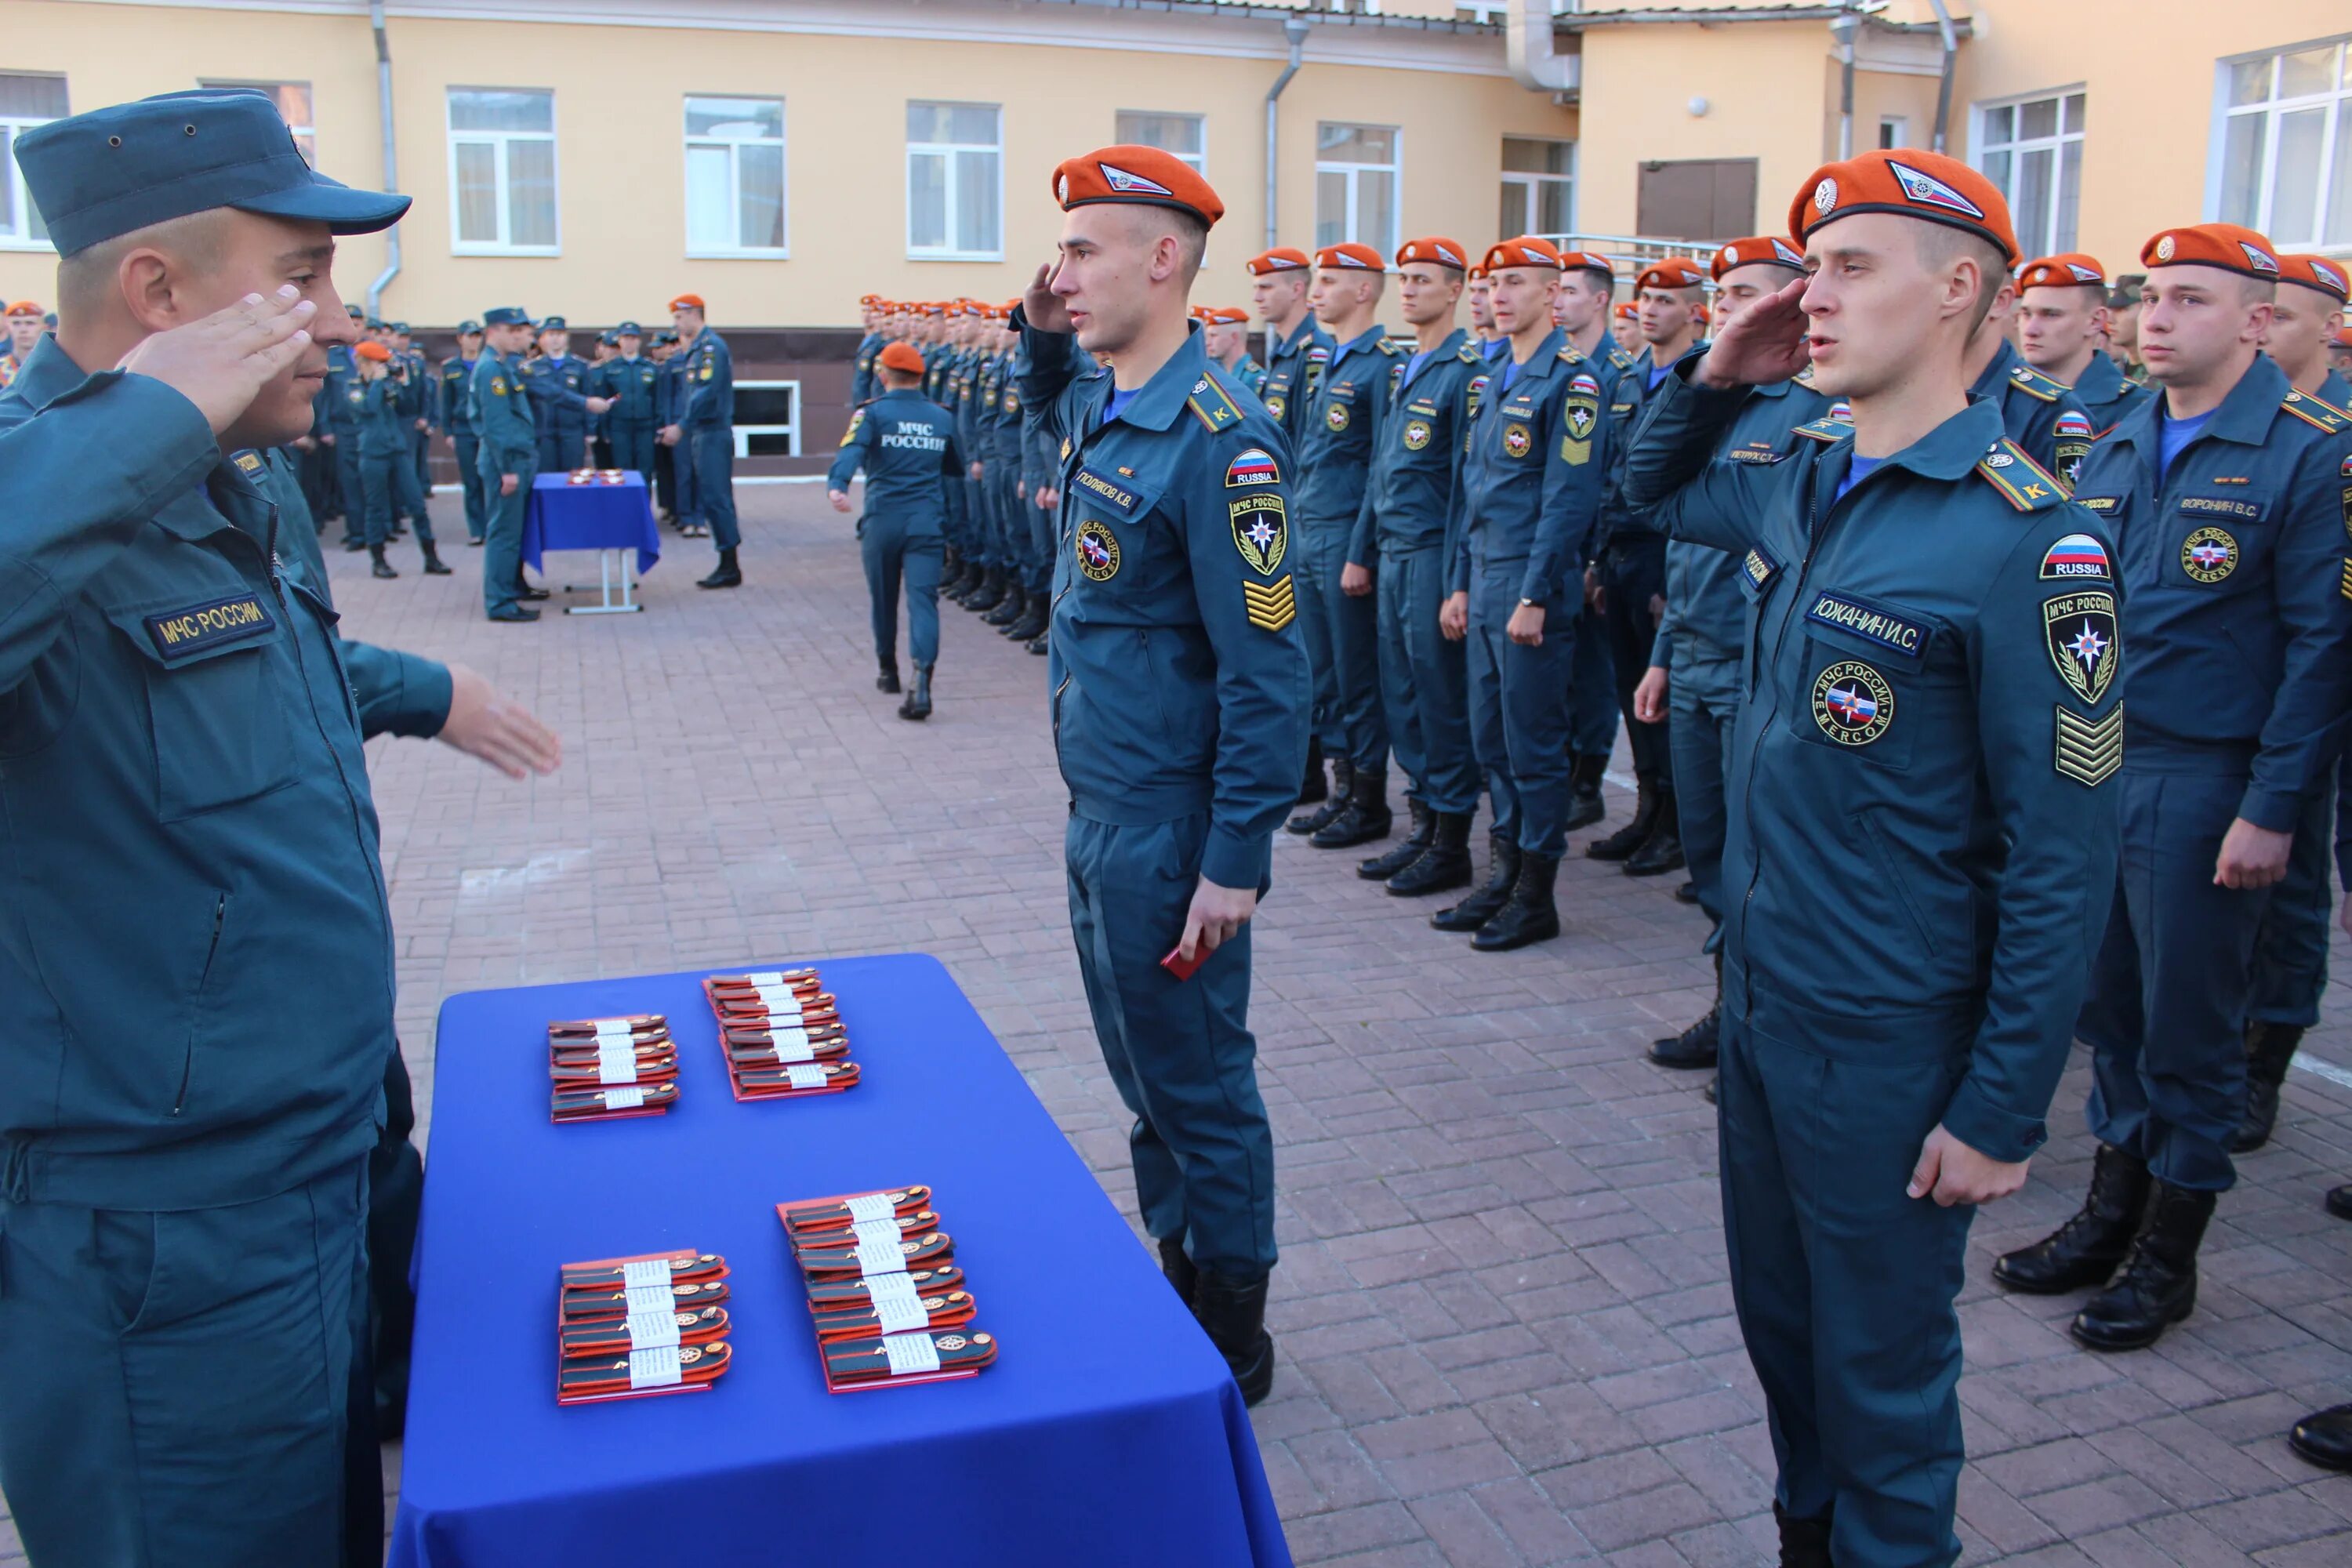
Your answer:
[5,487,2346,1566]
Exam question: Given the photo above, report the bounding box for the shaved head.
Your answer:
[58,208,233,321]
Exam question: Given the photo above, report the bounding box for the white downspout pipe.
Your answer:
[365,0,401,318]
[1925,0,1959,154]
[1265,16,1309,252]
[1506,0,1577,93]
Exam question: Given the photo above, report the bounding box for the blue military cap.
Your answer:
[539,314,568,331]
[456,318,483,335]
[42,313,56,329]
[389,321,408,333]
[597,329,620,347]
[615,320,643,336]
[365,318,387,331]
[14,89,410,257]
[482,306,528,327]
[347,305,365,319]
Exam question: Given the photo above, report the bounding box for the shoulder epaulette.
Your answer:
[1608,348,1635,371]
[2007,362,2067,403]
[1793,364,1816,387]
[1557,341,1587,365]
[2281,389,2350,434]
[1457,341,1484,365]
[1791,416,1850,444]
[1976,440,2066,510]
[1187,372,1247,434]
[1375,337,1402,356]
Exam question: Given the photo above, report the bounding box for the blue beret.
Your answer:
[15,90,410,257]
[456,319,482,335]
[481,307,528,327]
[539,315,568,331]
[615,320,643,336]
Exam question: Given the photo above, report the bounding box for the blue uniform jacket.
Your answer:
[519,354,593,443]
[851,332,886,406]
[1259,319,1333,448]
[826,388,966,531]
[472,348,537,470]
[1628,372,2124,1163]
[2069,350,2154,436]
[597,355,662,427]
[1973,336,2095,485]
[323,344,360,435]
[1294,325,1403,565]
[439,356,478,437]
[1016,314,1310,891]
[358,376,408,459]
[1365,329,1479,554]
[2070,355,2352,831]
[0,339,397,1209]
[1447,328,1608,603]
[678,329,735,429]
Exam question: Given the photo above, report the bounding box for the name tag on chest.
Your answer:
[1072,466,1143,519]
[1804,590,1927,659]
[143,594,278,662]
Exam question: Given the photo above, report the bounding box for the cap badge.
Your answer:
[1721,245,1737,264]
[2067,262,2102,282]
[1813,178,1838,216]
[1056,174,1070,204]
[1098,162,1174,198]
[2155,234,2176,261]
[1436,242,1461,267]
[2313,260,2346,292]
[1887,160,1986,220]
[2239,241,2278,274]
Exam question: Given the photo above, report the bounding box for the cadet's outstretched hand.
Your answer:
[1178,877,1258,964]
[1693,274,1809,390]
[2215,818,2292,889]
[119,287,316,435]
[1907,1123,2028,1207]
[1024,261,1072,335]
[437,663,561,779]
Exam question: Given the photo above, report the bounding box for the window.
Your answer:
[201,80,314,164]
[1499,136,1573,237]
[447,88,558,253]
[906,102,1001,260]
[1116,111,1206,174]
[1975,90,2085,257]
[684,96,786,256]
[1316,122,1400,253]
[2217,38,2351,250]
[0,74,67,249]
[1878,116,1910,151]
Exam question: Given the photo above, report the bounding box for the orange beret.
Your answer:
[3,299,40,318]
[1246,248,1311,276]
[2278,253,2348,303]
[923,303,946,316]
[1316,242,1385,273]
[1711,236,1806,280]
[858,293,880,305]
[669,293,706,311]
[1051,144,1223,227]
[2336,328,2352,348]
[1483,236,1563,272]
[1203,307,1250,325]
[2017,252,2109,290]
[1614,303,1639,319]
[1395,236,1469,271]
[878,342,926,374]
[2141,223,2279,281]
[1467,263,1489,282]
[1792,150,2019,265]
[1635,258,1708,292]
[353,340,392,362]
[1555,249,1617,278]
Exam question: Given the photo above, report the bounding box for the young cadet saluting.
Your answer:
[1624,150,2123,1568]
[828,339,967,720]
[1994,225,2352,1353]
[1016,144,1308,1405]
[1357,236,1484,899]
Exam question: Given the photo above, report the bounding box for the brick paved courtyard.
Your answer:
[8,485,2348,1565]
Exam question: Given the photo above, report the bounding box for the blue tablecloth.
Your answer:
[388,954,1290,1568]
[521,473,660,575]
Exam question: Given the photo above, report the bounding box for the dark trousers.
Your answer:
[590,433,615,469]
[1719,1015,1972,1568]
[479,451,532,616]
[2249,777,2336,1028]
[1300,519,1388,774]
[609,423,657,485]
[1670,649,1743,935]
[1376,541,1479,814]
[361,449,433,549]
[691,426,739,550]
[0,1158,372,1568]
[1567,601,1620,760]
[672,429,698,527]
[1065,811,1276,1277]
[653,441,677,516]
[1600,534,1673,785]
[1466,561,1577,856]
[536,429,585,474]
[1289,517,1345,753]
[301,438,339,523]
[452,432,487,541]
[860,515,944,667]
[408,428,431,508]
[334,439,363,539]
[2080,770,2270,1192]
[1028,492,1059,597]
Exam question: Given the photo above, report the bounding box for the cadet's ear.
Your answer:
[115,245,190,334]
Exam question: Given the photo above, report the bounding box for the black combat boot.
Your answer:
[2290,1404,2352,1472]
[1311,767,1392,850]
[368,544,397,579]
[1563,753,1608,832]
[1701,1076,1717,1105]
[1432,836,1518,931]
[1992,1142,2151,1294]
[344,535,368,552]
[1587,776,1661,861]
[1004,597,1047,641]
[1773,1503,1834,1568]
[516,571,550,601]
[2070,1181,2217,1351]
[1157,1237,1199,1307]
[877,660,902,695]
[1025,632,1049,655]
[1288,756,1352,835]
[2230,1019,2303,1153]
[419,539,451,575]
[982,581,1025,626]
[696,547,742,589]
[1192,1271,1275,1406]
[1358,801,1432,880]
[1472,851,1562,952]
[964,567,1005,613]
[898,663,933,722]
[2328,1185,2352,1222]
[1624,788,1685,877]
[1650,953,1721,1069]
[943,560,979,602]
[1296,736,1329,807]
[1388,811,1475,898]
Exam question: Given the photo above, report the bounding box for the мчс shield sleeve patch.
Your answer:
[2042,590,2120,704]
[1231,492,1288,575]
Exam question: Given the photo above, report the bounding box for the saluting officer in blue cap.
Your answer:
[0,88,416,1566]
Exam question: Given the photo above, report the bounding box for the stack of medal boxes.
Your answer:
[777,1185,998,1392]
[550,1014,677,1122]
[703,969,862,1100]
[556,1249,735,1405]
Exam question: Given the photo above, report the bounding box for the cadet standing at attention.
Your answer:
[828,339,967,720]
[1017,144,1308,1405]
[1962,263,2096,483]
[2016,254,2152,434]
[598,321,662,485]
[1626,150,2125,1568]
[474,304,546,622]
[1550,249,1634,833]
[439,319,487,543]
[352,339,448,577]
[1994,224,2352,1352]
[665,292,742,589]
[851,294,887,406]
[0,89,414,1566]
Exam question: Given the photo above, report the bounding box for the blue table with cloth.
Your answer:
[387,953,1290,1568]
[521,470,661,577]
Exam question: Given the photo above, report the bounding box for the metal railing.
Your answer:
[1531,232,1730,280]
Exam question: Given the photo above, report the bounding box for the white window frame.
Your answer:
[906,101,1002,263]
[1114,110,1206,175]
[445,86,561,257]
[1971,88,2085,259]
[683,95,789,259]
[200,78,315,165]
[2209,35,2352,253]
[1878,115,1910,151]
[1316,122,1403,255]
[1499,136,1576,238]
[0,72,67,252]
[731,379,800,459]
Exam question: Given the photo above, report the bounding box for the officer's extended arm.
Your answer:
[1623,366,1776,555]
[1013,310,1083,449]
[2239,437,2352,832]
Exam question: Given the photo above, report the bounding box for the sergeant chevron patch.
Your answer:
[2054,704,2122,786]
[1243,574,1297,632]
